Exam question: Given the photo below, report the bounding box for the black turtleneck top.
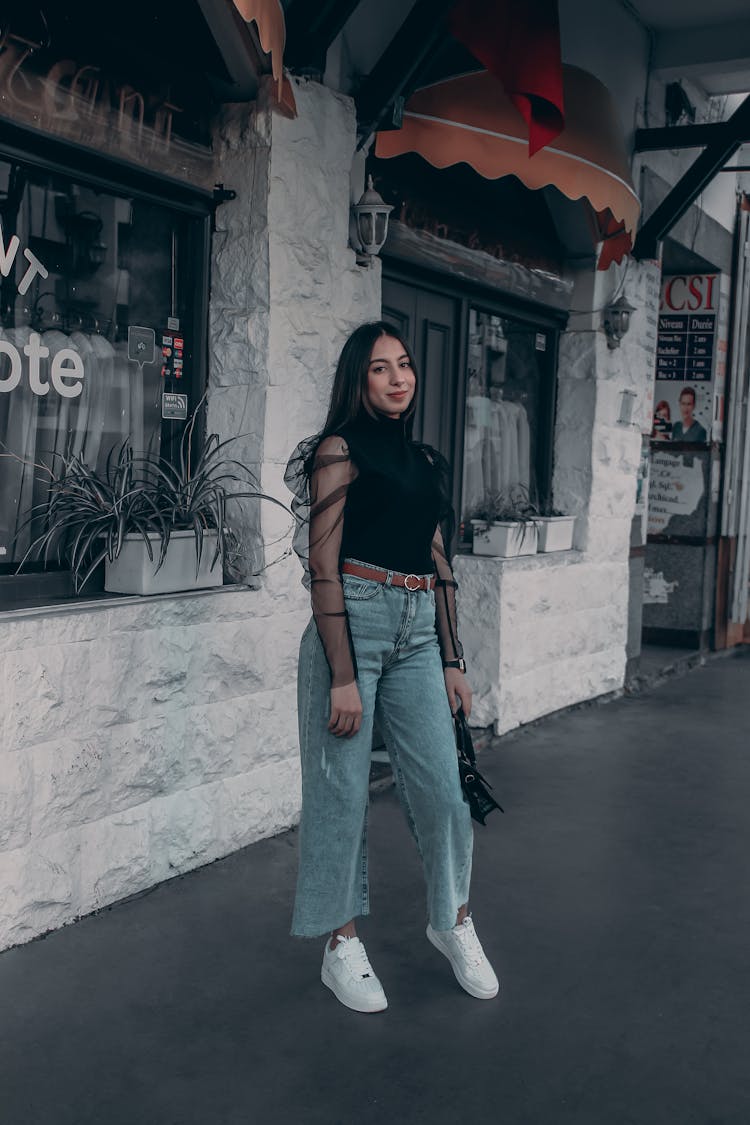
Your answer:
[339,412,441,573]
[305,411,463,687]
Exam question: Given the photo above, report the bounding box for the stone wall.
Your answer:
[0,588,302,950]
[455,260,660,734]
[0,78,379,951]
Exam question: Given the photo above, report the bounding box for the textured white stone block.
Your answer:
[0,836,77,950]
[496,647,626,735]
[180,688,300,788]
[30,736,110,840]
[148,787,222,880]
[77,805,155,915]
[0,751,32,851]
[214,757,302,853]
[454,553,630,731]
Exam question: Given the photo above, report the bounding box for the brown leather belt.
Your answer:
[342,561,436,592]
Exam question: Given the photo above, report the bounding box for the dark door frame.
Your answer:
[382,257,565,548]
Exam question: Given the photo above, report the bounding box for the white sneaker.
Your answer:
[426,916,500,999]
[321,935,388,1013]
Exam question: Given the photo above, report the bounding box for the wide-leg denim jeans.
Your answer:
[291,560,474,938]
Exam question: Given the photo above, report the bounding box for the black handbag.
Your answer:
[454,707,503,825]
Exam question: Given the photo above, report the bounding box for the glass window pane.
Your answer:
[461,307,549,534]
[0,157,204,582]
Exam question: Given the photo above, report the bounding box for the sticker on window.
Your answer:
[127,326,156,367]
[535,333,547,351]
[162,392,188,420]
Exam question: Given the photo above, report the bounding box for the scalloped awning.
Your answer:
[375,66,640,269]
[231,0,296,115]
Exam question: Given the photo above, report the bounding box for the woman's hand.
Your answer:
[329,682,363,738]
[444,668,473,718]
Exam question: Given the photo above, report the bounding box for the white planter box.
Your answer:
[104,530,223,596]
[536,516,575,553]
[471,519,538,558]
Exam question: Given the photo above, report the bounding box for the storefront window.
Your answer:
[0,155,208,607]
[460,307,556,535]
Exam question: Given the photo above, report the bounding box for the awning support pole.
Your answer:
[355,0,457,149]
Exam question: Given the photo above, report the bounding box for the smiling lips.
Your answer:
[388,390,408,398]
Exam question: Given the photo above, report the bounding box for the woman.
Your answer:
[284,321,498,1013]
[652,400,673,441]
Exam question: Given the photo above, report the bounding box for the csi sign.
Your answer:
[660,274,717,314]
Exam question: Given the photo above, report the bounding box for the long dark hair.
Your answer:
[320,321,418,439]
[285,319,454,548]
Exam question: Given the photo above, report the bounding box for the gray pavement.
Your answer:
[2,651,750,1125]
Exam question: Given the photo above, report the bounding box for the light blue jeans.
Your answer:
[291,559,474,937]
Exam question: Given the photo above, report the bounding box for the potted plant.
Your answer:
[470,490,539,558]
[535,499,576,554]
[13,413,285,596]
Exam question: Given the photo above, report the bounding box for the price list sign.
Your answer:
[652,274,718,444]
[656,275,717,382]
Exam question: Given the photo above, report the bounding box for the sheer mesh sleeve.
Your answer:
[431,524,464,665]
[308,436,359,688]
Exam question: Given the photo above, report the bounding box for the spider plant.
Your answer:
[470,487,540,529]
[12,413,286,594]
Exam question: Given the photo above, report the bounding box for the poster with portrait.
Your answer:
[652,274,717,444]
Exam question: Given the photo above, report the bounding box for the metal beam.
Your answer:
[634,122,750,152]
[284,0,364,73]
[355,0,458,145]
[634,94,750,260]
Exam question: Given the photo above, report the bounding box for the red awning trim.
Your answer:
[449,0,564,156]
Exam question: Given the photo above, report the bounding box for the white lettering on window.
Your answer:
[0,222,20,277]
[18,248,49,294]
[51,350,85,398]
[0,340,22,392]
[24,333,51,396]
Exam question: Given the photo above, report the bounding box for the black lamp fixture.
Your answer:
[352,175,393,265]
[603,293,636,349]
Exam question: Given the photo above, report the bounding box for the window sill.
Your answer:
[0,581,257,624]
[455,549,585,572]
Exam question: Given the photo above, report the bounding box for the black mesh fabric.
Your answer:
[285,411,464,687]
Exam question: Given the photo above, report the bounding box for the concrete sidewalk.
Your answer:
[2,652,749,1125]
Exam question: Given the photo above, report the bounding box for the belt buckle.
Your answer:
[404,573,421,592]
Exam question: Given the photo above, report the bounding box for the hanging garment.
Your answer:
[69,331,96,458]
[42,330,78,465]
[462,395,491,515]
[488,398,518,497]
[83,335,116,473]
[503,400,531,496]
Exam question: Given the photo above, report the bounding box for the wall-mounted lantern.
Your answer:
[602,293,636,349]
[352,175,392,266]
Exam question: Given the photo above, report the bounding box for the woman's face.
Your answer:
[365,334,416,418]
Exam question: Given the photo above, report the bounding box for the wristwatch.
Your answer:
[443,658,467,673]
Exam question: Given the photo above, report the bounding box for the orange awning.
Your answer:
[231,0,296,115]
[375,66,640,269]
